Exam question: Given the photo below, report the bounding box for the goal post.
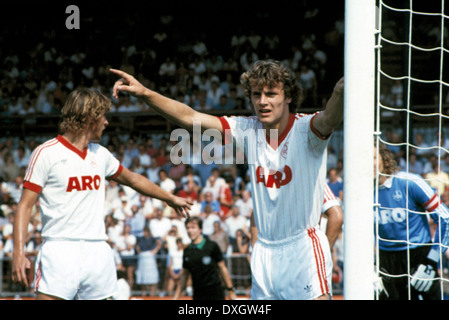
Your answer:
[343,0,377,300]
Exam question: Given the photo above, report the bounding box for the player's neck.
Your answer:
[263,112,291,144]
[192,234,204,245]
[62,131,89,152]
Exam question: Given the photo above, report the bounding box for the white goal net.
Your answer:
[374,0,449,300]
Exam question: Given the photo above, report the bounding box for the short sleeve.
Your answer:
[23,146,51,193]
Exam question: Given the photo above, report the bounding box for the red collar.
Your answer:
[57,135,88,159]
[266,113,295,150]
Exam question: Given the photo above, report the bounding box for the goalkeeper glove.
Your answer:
[373,268,389,299]
[410,264,436,292]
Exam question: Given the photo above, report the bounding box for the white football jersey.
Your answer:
[24,135,123,240]
[220,113,329,242]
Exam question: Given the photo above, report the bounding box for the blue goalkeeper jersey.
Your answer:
[375,171,449,261]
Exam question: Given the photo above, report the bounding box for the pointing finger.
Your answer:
[110,68,126,77]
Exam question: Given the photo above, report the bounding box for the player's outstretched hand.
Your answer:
[110,69,147,99]
[166,195,193,218]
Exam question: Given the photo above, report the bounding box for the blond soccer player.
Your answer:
[12,88,191,300]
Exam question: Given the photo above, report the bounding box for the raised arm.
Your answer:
[110,69,223,133]
[312,77,344,137]
[113,166,192,218]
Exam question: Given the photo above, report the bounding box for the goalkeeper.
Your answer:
[374,142,449,300]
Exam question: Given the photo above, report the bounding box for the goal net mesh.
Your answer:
[375,0,449,299]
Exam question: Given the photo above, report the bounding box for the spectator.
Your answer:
[158,56,176,83]
[116,195,133,220]
[224,205,248,246]
[169,161,186,190]
[158,169,176,194]
[166,238,184,296]
[233,189,253,219]
[13,146,29,169]
[192,39,208,57]
[2,154,20,183]
[137,144,151,170]
[146,156,161,184]
[200,191,221,216]
[145,137,159,158]
[215,94,232,110]
[298,64,317,106]
[148,207,172,240]
[137,194,154,220]
[135,226,162,296]
[123,138,140,163]
[6,175,23,204]
[218,173,233,220]
[115,224,137,290]
[209,220,229,256]
[423,154,438,175]
[193,89,212,111]
[230,229,251,290]
[401,153,424,176]
[201,205,221,236]
[424,163,449,196]
[117,94,141,112]
[206,80,225,108]
[177,180,199,202]
[129,156,145,175]
[203,168,226,201]
[127,204,146,238]
[189,56,207,76]
[180,165,202,191]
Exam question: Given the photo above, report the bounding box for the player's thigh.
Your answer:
[77,241,118,300]
[35,241,82,300]
[251,229,332,300]
[272,229,332,300]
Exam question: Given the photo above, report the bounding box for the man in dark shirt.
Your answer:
[173,217,237,300]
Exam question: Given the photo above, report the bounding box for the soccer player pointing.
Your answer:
[111,60,344,300]
[12,88,192,300]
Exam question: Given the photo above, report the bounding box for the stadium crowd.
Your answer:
[0,2,345,119]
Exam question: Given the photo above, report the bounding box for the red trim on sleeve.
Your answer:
[423,194,440,212]
[23,181,42,194]
[217,116,233,145]
[310,114,332,140]
[110,164,124,179]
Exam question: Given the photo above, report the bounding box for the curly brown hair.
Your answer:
[240,60,303,113]
[377,141,399,175]
[59,88,111,134]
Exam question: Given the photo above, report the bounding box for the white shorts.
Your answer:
[34,239,118,300]
[250,227,332,300]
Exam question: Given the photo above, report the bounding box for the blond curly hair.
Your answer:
[59,88,111,134]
